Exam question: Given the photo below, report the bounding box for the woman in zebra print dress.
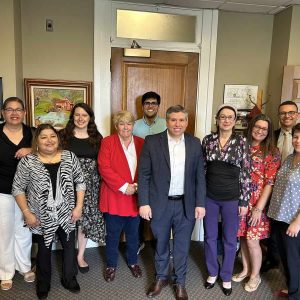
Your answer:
[12,124,86,299]
[60,103,105,273]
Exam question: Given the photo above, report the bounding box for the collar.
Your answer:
[167,131,185,143]
[118,135,134,147]
[142,115,158,127]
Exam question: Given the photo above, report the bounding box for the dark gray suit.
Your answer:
[138,130,206,284]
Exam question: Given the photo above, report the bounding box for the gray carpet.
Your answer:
[0,241,286,300]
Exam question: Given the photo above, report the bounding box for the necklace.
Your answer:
[218,134,232,150]
[38,151,60,164]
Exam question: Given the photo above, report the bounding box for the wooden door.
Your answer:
[111,48,199,133]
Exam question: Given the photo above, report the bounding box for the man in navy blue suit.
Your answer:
[138,105,206,300]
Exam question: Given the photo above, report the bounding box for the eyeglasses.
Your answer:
[253,125,268,133]
[143,101,158,107]
[218,115,235,121]
[4,108,24,113]
[278,111,297,117]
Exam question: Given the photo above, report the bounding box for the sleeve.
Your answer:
[196,139,206,207]
[12,156,31,197]
[98,138,128,192]
[137,137,152,206]
[264,149,281,186]
[71,152,86,191]
[239,136,251,207]
[201,135,208,172]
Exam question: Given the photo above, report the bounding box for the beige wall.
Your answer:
[213,11,273,127]
[0,0,22,98]
[265,7,292,126]
[287,6,300,65]
[21,0,94,81]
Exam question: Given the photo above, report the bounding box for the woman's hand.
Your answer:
[286,221,300,237]
[24,211,40,227]
[15,147,32,159]
[249,209,261,227]
[125,184,136,195]
[71,206,82,223]
[239,206,248,217]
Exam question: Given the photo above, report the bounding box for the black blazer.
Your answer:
[138,130,206,221]
[274,128,280,145]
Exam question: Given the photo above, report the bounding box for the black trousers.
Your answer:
[263,219,280,265]
[273,220,300,300]
[36,227,77,290]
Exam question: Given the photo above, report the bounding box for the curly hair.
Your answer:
[60,103,102,149]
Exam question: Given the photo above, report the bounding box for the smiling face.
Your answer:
[142,98,159,119]
[37,128,59,155]
[217,108,236,133]
[252,120,269,145]
[116,120,134,141]
[166,112,188,139]
[278,104,299,131]
[2,100,25,126]
[73,107,90,130]
[292,129,300,154]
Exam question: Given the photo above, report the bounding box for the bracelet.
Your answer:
[253,207,262,213]
[22,208,30,214]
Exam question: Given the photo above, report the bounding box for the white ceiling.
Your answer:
[115,0,300,14]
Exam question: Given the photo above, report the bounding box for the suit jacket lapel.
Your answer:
[184,133,191,176]
[160,131,170,169]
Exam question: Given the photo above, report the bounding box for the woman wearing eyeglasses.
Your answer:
[233,114,280,292]
[0,97,35,291]
[202,104,251,296]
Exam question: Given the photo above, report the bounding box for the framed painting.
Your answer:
[24,78,92,128]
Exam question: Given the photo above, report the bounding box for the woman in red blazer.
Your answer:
[98,111,144,283]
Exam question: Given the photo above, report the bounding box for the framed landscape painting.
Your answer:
[24,78,92,128]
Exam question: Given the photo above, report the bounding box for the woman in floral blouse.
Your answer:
[202,104,251,296]
[233,114,280,292]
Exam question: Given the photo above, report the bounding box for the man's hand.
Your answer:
[139,205,152,221]
[195,207,205,219]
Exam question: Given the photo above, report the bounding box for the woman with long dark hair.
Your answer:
[60,103,105,273]
[233,114,280,292]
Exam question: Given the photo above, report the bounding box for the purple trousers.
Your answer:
[204,196,239,282]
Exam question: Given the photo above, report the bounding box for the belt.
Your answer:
[168,195,184,201]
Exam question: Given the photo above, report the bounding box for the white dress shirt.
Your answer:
[118,136,137,194]
[167,131,186,196]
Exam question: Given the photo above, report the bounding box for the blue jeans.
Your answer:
[104,213,140,267]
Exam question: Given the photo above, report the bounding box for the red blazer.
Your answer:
[98,134,144,216]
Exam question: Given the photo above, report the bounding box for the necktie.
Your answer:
[281,132,289,162]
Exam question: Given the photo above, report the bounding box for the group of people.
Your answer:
[0,92,299,300]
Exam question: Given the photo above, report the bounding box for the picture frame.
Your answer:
[223,84,259,131]
[24,78,92,128]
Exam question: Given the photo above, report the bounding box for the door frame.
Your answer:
[94,0,218,142]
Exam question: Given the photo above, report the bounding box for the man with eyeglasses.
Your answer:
[133,91,167,139]
[261,100,299,275]
[133,92,167,254]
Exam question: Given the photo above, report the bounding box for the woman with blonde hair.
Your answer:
[98,111,144,282]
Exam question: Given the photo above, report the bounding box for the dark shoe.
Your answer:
[173,284,188,300]
[128,264,142,278]
[104,267,116,282]
[61,277,80,293]
[147,279,169,298]
[222,287,232,296]
[78,265,89,274]
[36,283,50,299]
[261,260,279,273]
[204,282,215,289]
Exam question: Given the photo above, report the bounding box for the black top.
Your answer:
[0,123,33,194]
[206,160,240,201]
[44,162,61,198]
[65,136,98,159]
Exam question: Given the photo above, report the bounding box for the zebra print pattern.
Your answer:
[12,150,86,247]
